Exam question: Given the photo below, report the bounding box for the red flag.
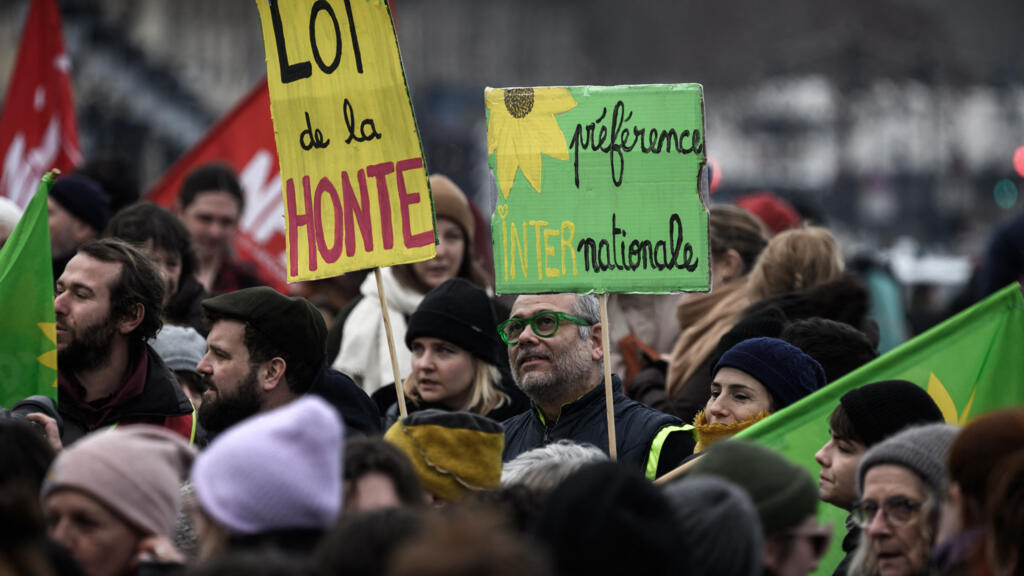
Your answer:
[0,0,81,208]
[148,79,288,292]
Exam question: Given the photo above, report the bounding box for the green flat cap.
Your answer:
[201,287,326,368]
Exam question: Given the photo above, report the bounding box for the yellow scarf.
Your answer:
[692,410,771,453]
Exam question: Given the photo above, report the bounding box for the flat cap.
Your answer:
[201,287,326,368]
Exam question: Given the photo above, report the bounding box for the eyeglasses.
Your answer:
[497,311,592,346]
[784,524,833,559]
[851,496,923,528]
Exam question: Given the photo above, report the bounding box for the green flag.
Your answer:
[737,282,1024,574]
[0,172,57,408]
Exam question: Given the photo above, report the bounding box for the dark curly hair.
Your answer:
[104,201,198,280]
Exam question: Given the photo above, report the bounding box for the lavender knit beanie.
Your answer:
[191,396,344,534]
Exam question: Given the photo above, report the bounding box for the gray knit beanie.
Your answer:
[150,325,206,373]
[857,423,959,495]
[663,475,763,576]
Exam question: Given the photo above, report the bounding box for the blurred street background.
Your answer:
[2,0,1023,333]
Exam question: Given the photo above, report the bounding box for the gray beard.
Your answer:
[512,339,594,408]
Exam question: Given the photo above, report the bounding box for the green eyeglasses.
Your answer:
[497,311,592,346]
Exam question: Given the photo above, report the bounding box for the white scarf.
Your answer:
[332,268,424,396]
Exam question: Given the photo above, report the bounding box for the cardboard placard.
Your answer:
[255,0,435,282]
[486,84,709,294]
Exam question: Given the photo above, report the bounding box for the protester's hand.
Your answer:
[133,535,184,567]
[25,412,62,452]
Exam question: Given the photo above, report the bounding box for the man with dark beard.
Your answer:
[196,287,380,439]
[44,238,195,445]
[498,293,694,480]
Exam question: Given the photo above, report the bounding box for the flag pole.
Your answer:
[600,293,617,461]
[376,267,408,418]
[654,455,700,484]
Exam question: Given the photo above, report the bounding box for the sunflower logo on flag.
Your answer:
[486,87,578,201]
[38,322,58,389]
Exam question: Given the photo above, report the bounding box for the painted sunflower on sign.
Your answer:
[486,87,577,200]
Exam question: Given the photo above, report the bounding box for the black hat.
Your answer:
[49,174,111,232]
[840,380,944,447]
[405,278,499,365]
[538,462,684,576]
[201,287,326,367]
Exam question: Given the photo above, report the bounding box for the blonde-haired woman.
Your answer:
[746,225,844,301]
[385,278,520,426]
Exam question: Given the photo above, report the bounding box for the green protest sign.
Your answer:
[486,84,709,294]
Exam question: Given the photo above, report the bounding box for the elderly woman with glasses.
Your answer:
[850,422,960,576]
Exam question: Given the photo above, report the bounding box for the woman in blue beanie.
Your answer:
[693,337,826,452]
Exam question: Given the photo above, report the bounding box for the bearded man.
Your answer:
[197,287,380,439]
[49,238,194,445]
[499,293,694,479]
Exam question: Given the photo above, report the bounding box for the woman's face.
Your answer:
[45,490,142,576]
[862,465,932,576]
[763,515,830,576]
[411,336,475,408]
[141,240,182,304]
[705,367,773,426]
[412,218,466,290]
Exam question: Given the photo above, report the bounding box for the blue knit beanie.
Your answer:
[713,337,825,409]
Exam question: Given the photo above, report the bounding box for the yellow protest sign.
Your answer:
[255,0,435,282]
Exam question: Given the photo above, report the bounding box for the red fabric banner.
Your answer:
[147,79,288,292]
[0,0,81,208]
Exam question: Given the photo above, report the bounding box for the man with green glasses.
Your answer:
[498,293,695,480]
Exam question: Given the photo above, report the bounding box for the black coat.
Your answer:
[502,376,693,478]
[58,345,195,446]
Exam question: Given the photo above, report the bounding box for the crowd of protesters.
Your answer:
[1,163,1023,576]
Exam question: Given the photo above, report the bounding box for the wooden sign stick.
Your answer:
[376,267,408,419]
[653,455,700,484]
[600,293,617,461]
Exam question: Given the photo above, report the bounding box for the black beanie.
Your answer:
[537,462,683,576]
[405,278,499,365]
[49,174,111,232]
[840,380,944,447]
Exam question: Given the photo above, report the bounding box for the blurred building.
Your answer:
[1,0,1022,252]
